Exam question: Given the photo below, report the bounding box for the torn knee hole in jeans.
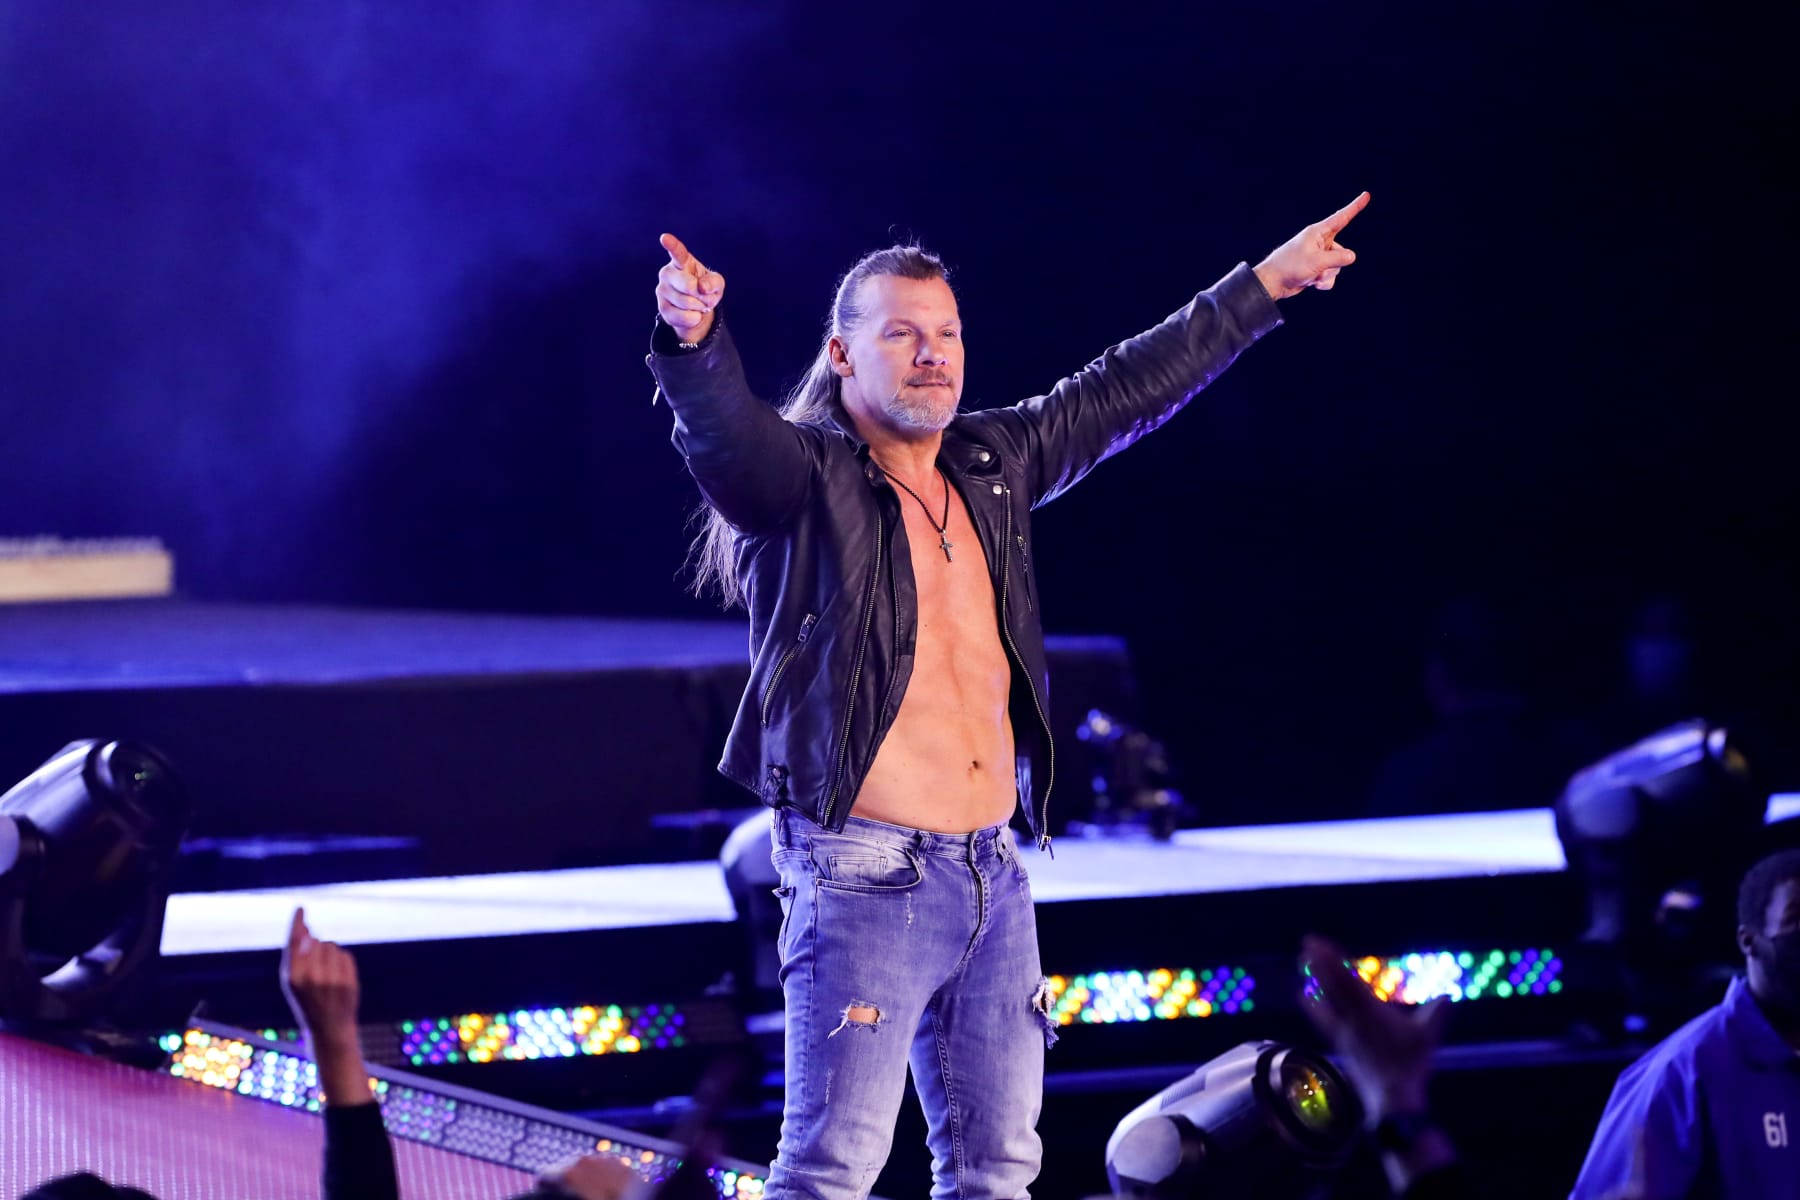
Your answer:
[1031,977,1060,1049]
[827,1000,882,1037]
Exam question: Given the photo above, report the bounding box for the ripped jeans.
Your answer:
[765,809,1053,1200]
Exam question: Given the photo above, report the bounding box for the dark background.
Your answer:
[5,0,1795,824]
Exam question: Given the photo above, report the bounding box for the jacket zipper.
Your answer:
[759,613,818,727]
[824,514,883,827]
[871,522,905,764]
[1016,534,1033,612]
[1000,491,1056,853]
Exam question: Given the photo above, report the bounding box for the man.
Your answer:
[647,196,1367,1199]
[1572,848,1800,1198]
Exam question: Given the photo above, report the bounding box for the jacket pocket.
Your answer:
[760,612,819,726]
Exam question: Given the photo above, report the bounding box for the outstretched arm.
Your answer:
[968,194,1368,508]
[647,233,811,533]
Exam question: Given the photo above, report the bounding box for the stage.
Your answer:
[0,598,1727,1198]
[0,600,1139,878]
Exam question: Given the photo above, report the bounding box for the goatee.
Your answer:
[883,389,955,433]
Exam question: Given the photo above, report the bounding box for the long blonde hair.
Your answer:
[687,245,951,608]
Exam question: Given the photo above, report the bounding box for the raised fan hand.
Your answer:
[279,906,375,1106]
[656,232,727,345]
[1253,192,1369,301]
[1298,933,1446,1123]
[280,906,360,1048]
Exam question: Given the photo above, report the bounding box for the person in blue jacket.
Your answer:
[1572,847,1800,1198]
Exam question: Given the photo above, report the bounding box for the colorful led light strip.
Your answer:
[397,1002,687,1066]
[159,1000,695,1070]
[163,1028,765,1198]
[1043,966,1256,1026]
[1307,948,1565,1004]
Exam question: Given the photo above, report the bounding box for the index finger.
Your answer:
[285,907,308,959]
[660,232,697,272]
[1301,934,1378,1015]
[1319,191,1371,236]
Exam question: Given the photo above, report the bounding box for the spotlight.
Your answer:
[1106,1040,1362,1198]
[1555,719,1763,954]
[718,809,782,1015]
[0,740,191,1024]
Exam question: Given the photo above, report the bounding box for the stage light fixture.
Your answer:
[719,809,783,1014]
[0,740,190,1024]
[1074,710,1191,839]
[1105,1040,1361,1199]
[1554,718,1763,960]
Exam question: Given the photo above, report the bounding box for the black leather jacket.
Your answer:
[648,264,1280,850]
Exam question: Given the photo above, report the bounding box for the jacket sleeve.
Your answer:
[964,264,1281,509]
[1568,1056,1704,1200]
[645,315,812,533]
[322,1102,400,1200]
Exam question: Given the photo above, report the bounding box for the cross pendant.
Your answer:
[939,531,954,562]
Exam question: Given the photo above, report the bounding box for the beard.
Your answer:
[881,382,957,433]
[1755,929,1800,1014]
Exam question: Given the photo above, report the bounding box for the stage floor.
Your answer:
[162,808,1570,956]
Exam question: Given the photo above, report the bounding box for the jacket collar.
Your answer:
[829,416,1000,488]
[942,418,1002,477]
[1724,975,1800,1069]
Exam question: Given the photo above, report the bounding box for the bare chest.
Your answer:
[892,484,1006,670]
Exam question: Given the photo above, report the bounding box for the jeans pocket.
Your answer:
[1002,835,1032,900]
[819,845,923,892]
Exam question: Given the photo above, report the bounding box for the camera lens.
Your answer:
[1279,1058,1343,1136]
